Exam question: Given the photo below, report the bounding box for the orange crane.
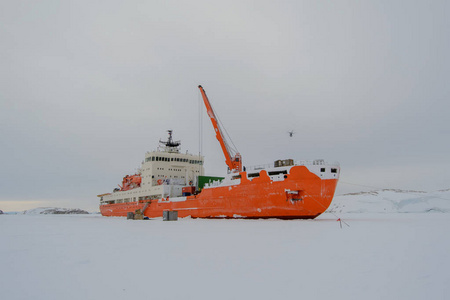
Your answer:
[198,85,242,173]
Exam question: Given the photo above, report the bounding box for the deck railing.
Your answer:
[245,160,339,171]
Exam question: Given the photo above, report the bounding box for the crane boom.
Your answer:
[198,85,242,173]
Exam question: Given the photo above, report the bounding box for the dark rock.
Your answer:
[23,207,90,215]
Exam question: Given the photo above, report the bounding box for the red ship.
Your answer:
[98,86,340,219]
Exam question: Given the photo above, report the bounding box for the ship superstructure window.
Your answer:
[174,158,189,162]
[146,156,202,164]
[248,173,259,178]
[321,168,325,172]
[189,160,203,165]
[331,168,337,173]
[268,170,288,176]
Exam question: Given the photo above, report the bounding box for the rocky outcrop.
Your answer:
[23,207,89,215]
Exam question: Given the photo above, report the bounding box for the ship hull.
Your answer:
[100,166,338,219]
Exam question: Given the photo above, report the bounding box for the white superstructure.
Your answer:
[99,131,204,205]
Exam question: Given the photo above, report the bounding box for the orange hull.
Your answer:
[100,166,338,219]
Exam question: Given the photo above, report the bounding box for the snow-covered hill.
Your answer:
[23,207,89,215]
[328,189,450,213]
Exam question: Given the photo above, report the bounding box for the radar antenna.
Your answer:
[159,130,181,153]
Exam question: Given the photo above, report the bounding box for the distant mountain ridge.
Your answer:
[23,207,89,215]
[327,189,450,213]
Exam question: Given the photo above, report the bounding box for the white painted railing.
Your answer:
[245,160,339,171]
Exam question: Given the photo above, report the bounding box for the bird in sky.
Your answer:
[288,130,294,137]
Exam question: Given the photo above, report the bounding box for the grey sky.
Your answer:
[1,0,449,211]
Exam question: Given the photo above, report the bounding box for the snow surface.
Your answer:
[328,189,450,213]
[1,213,449,300]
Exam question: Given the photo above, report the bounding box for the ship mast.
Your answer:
[198,85,242,173]
[159,130,181,153]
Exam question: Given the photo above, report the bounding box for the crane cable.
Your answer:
[198,91,203,157]
[198,91,204,176]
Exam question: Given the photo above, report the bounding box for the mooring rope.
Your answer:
[302,190,350,229]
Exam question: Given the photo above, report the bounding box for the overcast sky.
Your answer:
[1,0,449,211]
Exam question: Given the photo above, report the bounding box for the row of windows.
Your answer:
[320,168,338,173]
[154,175,185,178]
[189,160,203,164]
[145,156,203,165]
[233,170,288,180]
[154,167,184,171]
[110,198,135,204]
[108,195,157,203]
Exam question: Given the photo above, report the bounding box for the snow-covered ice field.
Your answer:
[1,213,449,300]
